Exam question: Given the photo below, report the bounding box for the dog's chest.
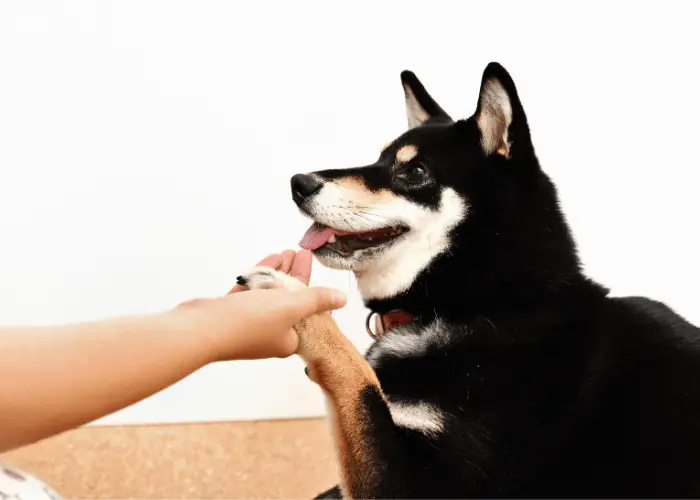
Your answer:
[365,319,452,367]
[364,319,506,405]
[364,319,473,399]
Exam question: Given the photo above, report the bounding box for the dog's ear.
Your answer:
[474,62,532,158]
[400,70,452,129]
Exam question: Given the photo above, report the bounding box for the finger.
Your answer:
[257,253,284,269]
[287,287,347,318]
[290,249,313,285]
[228,253,283,294]
[279,249,296,274]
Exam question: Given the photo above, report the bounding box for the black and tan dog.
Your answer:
[238,63,700,498]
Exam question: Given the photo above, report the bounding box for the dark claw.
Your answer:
[236,275,248,286]
[304,366,309,377]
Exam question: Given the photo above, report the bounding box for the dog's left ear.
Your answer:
[400,70,453,129]
[474,62,532,158]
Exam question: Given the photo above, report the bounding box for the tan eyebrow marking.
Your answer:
[395,144,418,164]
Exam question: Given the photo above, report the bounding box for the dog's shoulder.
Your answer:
[603,294,700,356]
[586,295,700,494]
[578,293,700,411]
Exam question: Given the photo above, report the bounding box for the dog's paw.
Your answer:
[236,266,306,292]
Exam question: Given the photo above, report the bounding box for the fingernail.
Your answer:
[330,290,347,308]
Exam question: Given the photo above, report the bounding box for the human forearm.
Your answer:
[0,249,346,453]
[0,311,209,452]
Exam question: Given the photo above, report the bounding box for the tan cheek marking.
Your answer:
[332,176,366,189]
[396,144,418,163]
[332,177,399,205]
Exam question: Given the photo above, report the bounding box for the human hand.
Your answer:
[172,250,346,362]
[228,249,313,293]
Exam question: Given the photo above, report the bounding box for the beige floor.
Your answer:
[1,418,338,500]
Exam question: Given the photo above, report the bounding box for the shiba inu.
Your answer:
[238,62,700,498]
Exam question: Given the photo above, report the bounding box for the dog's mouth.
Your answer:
[299,222,408,256]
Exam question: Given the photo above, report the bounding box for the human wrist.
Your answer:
[163,302,221,366]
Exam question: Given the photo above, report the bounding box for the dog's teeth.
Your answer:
[328,234,337,243]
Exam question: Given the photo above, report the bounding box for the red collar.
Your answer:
[365,310,415,339]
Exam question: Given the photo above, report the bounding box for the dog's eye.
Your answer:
[402,163,429,184]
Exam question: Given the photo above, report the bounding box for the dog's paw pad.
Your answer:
[238,266,306,291]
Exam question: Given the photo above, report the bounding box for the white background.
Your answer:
[0,1,698,425]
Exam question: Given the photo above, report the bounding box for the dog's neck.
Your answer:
[353,259,421,302]
[353,190,588,319]
[357,245,590,322]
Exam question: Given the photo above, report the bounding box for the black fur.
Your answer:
[301,63,700,498]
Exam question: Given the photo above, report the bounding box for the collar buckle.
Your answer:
[365,309,415,339]
[365,311,382,339]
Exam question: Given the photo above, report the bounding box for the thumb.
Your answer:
[286,286,347,319]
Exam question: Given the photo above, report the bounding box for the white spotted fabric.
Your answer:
[0,462,62,500]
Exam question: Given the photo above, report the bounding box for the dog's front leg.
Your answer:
[238,267,423,499]
[295,310,395,499]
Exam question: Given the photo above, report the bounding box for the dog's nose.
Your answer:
[291,174,323,204]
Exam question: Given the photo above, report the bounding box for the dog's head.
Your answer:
[291,63,580,309]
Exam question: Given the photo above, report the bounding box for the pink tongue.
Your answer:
[299,224,337,251]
